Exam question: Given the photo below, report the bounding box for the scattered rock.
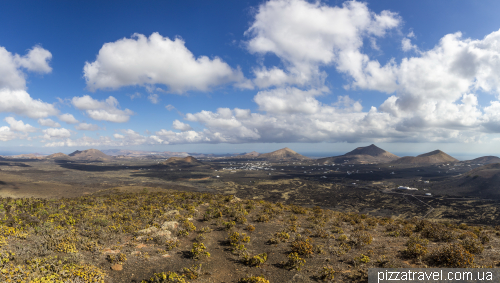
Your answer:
[111,264,123,271]
[102,248,121,254]
[230,197,242,203]
[131,251,141,256]
[136,244,147,249]
[287,273,313,283]
[161,221,179,231]
[161,254,171,258]
[137,226,159,234]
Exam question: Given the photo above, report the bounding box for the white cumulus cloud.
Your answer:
[172,120,192,131]
[58,113,79,124]
[0,89,58,118]
[42,128,71,140]
[4,117,37,132]
[245,0,401,89]
[37,118,61,128]
[0,45,52,90]
[0,126,26,141]
[84,32,248,93]
[71,95,133,123]
[75,123,99,131]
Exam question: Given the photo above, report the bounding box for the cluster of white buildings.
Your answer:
[219,161,275,172]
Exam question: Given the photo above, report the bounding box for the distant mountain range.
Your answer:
[3,145,500,166]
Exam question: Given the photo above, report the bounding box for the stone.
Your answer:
[137,226,158,234]
[131,251,141,256]
[164,210,180,217]
[161,221,179,231]
[154,230,173,238]
[111,264,123,271]
[230,196,242,203]
[102,248,120,254]
[136,244,147,249]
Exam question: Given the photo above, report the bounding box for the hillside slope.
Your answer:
[68,149,112,161]
[391,150,458,165]
[258,148,310,161]
[318,144,399,164]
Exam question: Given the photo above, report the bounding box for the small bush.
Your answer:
[241,252,267,267]
[238,275,270,283]
[199,226,213,233]
[144,271,187,283]
[402,243,428,259]
[317,266,335,281]
[290,236,314,257]
[165,239,180,251]
[190,243,210,260]
[429,243,475,268]
[350,231,373,247]
[331,226,344,234]
[291,205,307,214]
[223,220,236,230]
[182,264,202,280]
[255,214,270,222]
[333,242,351,256]
[282,252,305,270]
[353,254,370,266]
[268,231,290,244]
[460,237,484,254]
[235,215,248,224]
[420,222,456,242]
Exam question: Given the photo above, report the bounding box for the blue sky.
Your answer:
[2,0,500,157]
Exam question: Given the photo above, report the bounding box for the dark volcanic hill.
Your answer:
[391,150,458,165]
[68,149,112,161]
[462,156,500,165]
[162,156,202,165]
[45,152,71,160]
[317,144,399,164]
[258,148,310,161]
[438,163,500,199]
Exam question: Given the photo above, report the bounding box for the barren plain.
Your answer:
[1,154,500,282]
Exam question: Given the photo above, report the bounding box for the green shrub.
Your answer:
[241,252,267,267]
[290,236,314,257]
[402,243,428,259]
[429,243,475,268]
[333,242,351,256]
[420,223,456,242]
[354,254,370,266]
[190,243,210,260]
[282,252,305,270]
[182,264,202,280]
[350,231,373,247]
[460,237,484,254]
[238,275,270,283]
[144,271,187,283]
[317,266,335,281]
